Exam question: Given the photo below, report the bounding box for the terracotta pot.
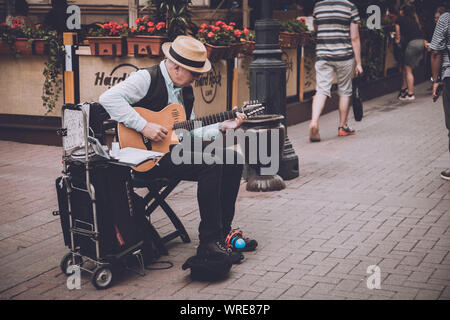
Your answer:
[126,35,168,57]
[0,40,14,54]
[87,36,125,56]
[205,43,230,61]
[0,38,46,55]
[299,32,312,47]
[279,32,302,48]
[242,40,255,55]
[223,42,244,59]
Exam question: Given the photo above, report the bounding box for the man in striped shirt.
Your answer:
[309,0,363,142]
[430,9,450,180]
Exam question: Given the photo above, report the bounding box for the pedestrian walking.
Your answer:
[395,3,427,101]
[309,0,363,143]
[430,9,450,180]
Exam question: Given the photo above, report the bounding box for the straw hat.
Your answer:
[162,35,211,73]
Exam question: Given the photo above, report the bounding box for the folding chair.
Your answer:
[131,174,191,255]
[87,102,191,255]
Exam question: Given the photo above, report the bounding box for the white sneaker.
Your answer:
[399,93,415,101]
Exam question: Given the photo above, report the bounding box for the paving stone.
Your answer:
[1,83,450,300]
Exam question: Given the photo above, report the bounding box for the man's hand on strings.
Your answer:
[220,107,247,131]
[140,122,168,142]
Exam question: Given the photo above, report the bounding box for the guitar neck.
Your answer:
[173,107,243,131]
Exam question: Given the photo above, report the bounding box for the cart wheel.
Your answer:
[91,265,114,290]
[60,253,82,276]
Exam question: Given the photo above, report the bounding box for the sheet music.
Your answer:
[63,104,90,151]
[114,147,163,166]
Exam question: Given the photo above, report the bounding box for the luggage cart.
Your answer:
[56,103,146,290]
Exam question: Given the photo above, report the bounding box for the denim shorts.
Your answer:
[404,39,424,69]
[315,58,355,97]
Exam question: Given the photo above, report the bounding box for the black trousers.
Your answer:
[443,77,450,153]
[139,149,243,244]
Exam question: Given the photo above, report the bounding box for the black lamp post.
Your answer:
[249,0,299,180]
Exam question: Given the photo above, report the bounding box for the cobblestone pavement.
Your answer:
[0,82,449,300]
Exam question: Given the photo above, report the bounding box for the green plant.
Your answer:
[87,21,129,37]
[360,23,386,81]
[147,0,195,41]
[41,29,64,114]
[196,21,242,46]
[280,18,309,34]
[1,19,46,55]
[0,20,64,113]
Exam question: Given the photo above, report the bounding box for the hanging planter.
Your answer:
[241,40,255,55]
[279,18,310,48]
[197,21,245,61]
[279,32,302,48]
[205,43,230,61]
[0,39,13,54]
[87,36,125,56]
[0,38,46,55]
[224,42,244,59]
[126,35,168,57]
[299,32,312,47]
[87,21,129,56]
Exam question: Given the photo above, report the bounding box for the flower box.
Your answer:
[242,40,255,55]
[0,38,46,55]
[224,42,244,59]
[280,32,312,48]
[299,32,312,47]
[279,32,302,48]
[205,43,230,61]
[126,35,167,57]
[205,42,244,61]
[87,36,125,56]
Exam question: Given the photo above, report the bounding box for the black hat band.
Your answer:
[169,46,205,69]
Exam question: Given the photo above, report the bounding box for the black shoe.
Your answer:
[197,240,244,264]
[197,240,231,257]
[441,170,450,181]
[397,88,407,99]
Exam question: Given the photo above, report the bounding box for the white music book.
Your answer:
[114,147,163,166]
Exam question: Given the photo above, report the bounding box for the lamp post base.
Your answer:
[279,137,299,180]
[246,174,286,192]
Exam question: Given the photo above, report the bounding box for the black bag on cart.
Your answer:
[55,161,142,259]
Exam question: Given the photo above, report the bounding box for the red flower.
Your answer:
[130,27,136,33]
[207,32,214,38]
[234,29,242,37]
[147,21,154,27]
[148,27,155,33]
[243,27,250,35]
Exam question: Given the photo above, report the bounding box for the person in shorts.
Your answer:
[395,4,427,101]
[309,0,363,142]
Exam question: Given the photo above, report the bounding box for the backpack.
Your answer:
[132,193,172,269]
[182,252,232,282]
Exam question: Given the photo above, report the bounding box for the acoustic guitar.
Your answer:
[117,102,265,172]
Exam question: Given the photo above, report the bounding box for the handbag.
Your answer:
[352,75,363,121]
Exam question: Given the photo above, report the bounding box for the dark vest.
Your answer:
[132,65,194,120]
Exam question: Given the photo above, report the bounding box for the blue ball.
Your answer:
[234,238,246,249]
